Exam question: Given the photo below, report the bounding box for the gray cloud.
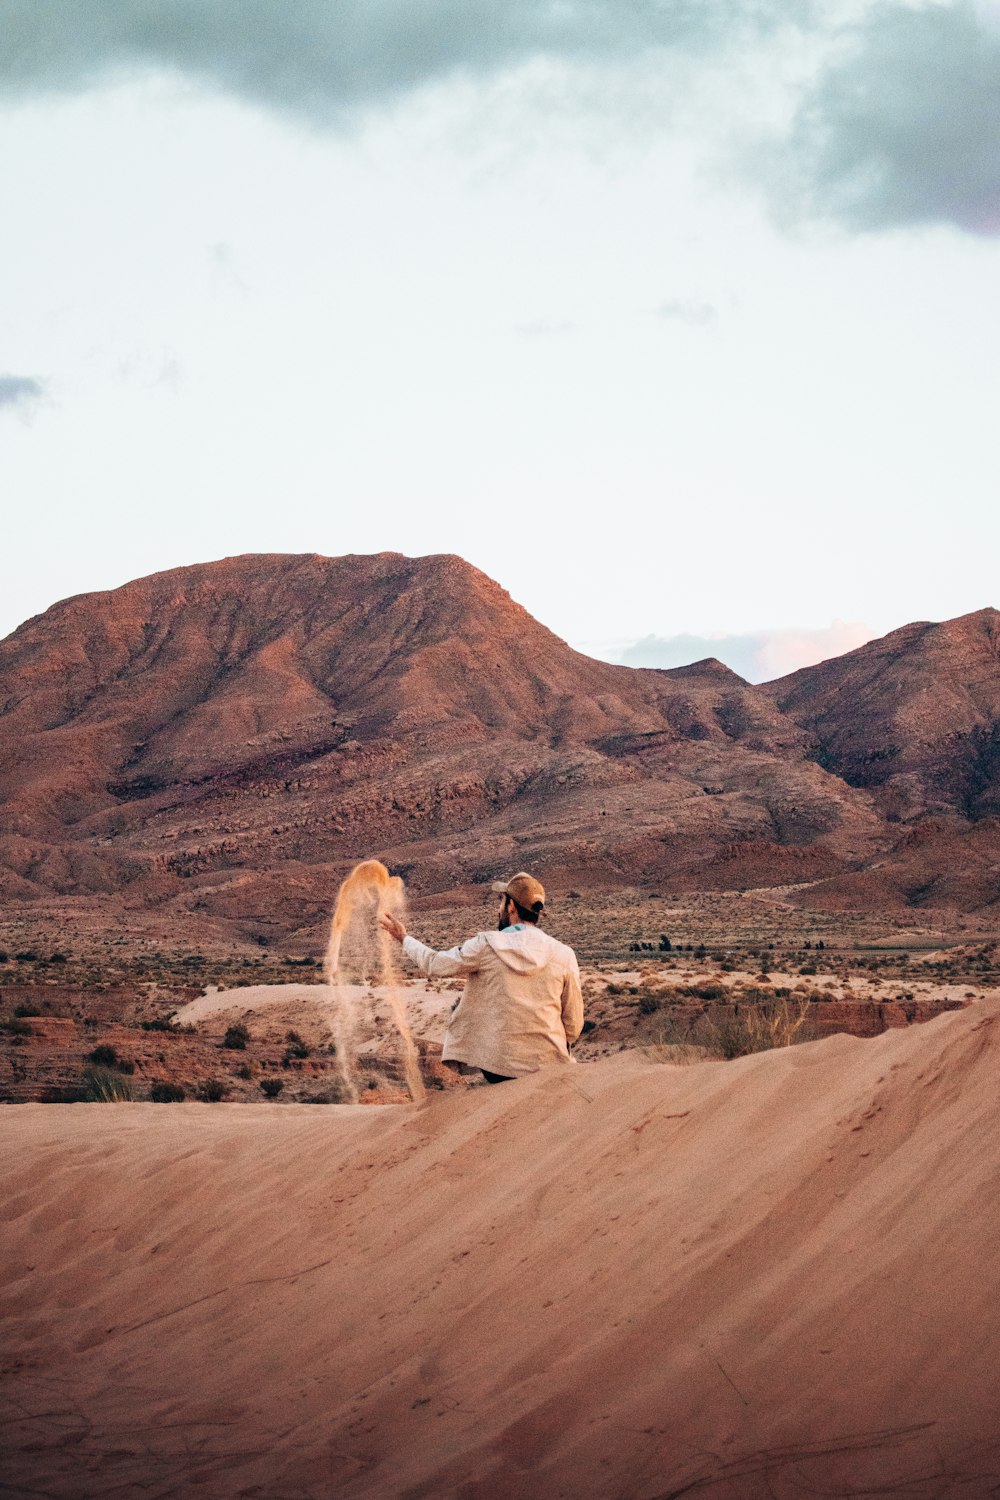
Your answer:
[0,1,803,119]
[765,3,1000,235]
[0,374,46,412]
[621,622,874,682]
[4,2,997,238]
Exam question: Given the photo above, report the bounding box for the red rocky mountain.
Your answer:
[765,609,1000,820]
[763,609,1000,913]
[0,553,993,944]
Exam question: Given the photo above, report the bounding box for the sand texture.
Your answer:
[3,999,1000,1498]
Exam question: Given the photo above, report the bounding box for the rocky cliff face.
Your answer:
[761,609,1000,915]
[0,553,994,941]
[764,608,1000,821]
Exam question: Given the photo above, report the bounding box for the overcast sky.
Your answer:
[2,0,999,680]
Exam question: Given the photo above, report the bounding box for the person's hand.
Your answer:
[380,912,407,943]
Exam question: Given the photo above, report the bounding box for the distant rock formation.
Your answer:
[0,552,996,938]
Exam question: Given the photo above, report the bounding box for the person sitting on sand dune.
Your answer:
[380,872,583,1084]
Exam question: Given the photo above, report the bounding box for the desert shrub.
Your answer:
[88,1045,136,1074]
[689,982,727,1001]
[638,993,660,1015]
[303,1081,351,1104]
[49,952,68,964]
[1,1018,33,1036]
[223,1023,250,1050]
[141,1015,176,1031]
[14,1002,42,1018]
[150,1082,186,1102]
[0,950,8,963]
[260,1077,284,1098]
[82,1066,136,1102]
[235,1063,254,1080]
[14,950,39,962]
[197,1078,228,1102]
[284,1030,310,1059]
[41,1082,86,1103]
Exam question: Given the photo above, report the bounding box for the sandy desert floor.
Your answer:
[3,997,1000,1498]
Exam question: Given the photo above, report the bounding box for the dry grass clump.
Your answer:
[650,998,816,1061]
[642,1041,710,1067]
[81,1066,136,1102]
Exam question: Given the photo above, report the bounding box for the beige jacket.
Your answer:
[402,925,584,1078]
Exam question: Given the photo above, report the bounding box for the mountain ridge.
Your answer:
[0,553,996,941]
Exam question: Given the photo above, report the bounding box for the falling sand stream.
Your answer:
[322,860,426,1105]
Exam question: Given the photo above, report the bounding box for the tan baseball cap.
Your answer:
[491,871,546,913]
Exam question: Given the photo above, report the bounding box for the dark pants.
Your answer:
[482,1070,515,1085]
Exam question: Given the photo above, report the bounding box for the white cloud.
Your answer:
[617,622,876,682]
[654,298,718,326]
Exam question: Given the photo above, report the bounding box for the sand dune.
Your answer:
[3,1000,999,1498]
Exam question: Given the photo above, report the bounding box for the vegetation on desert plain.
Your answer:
[81,1065,136,1103]
[651,996,817,1059]
[0,905,997,1104]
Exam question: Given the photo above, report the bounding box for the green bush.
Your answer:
[223,1023,250,1050]
[14,1002,42,1018]
[82,1066,136,1102]
[150,1082,186,1103]
[260,1077,284,1098]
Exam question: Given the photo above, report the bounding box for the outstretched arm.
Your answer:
[380,914,486,979]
